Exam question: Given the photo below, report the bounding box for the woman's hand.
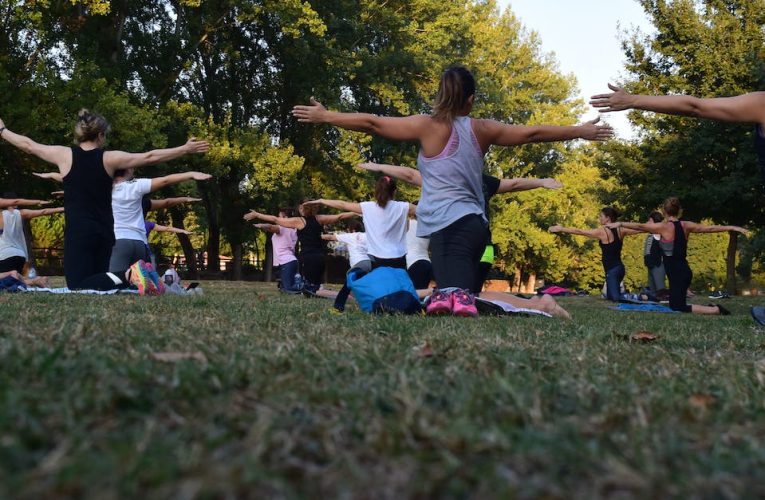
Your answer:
[590,84,635,113]
[184,137,210,154]
[356,162,380,172]
[292,98,328,123]
[301,199,323,206]
[577,117,614,141]
[190,172,212,181]
[548,225,563,233]
[542,178,563,190]
[243,210,262,221]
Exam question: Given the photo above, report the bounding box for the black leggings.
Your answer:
[64,232,124,290]
[0,256,26,273]
[429,214,489,290]
[664,256,693,313]
[299,252,325,289]
[408,259,433,289]
[370,255,407,270]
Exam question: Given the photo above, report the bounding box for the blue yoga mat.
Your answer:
[613,303,678,313]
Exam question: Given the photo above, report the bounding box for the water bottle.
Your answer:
[28,266,37,279]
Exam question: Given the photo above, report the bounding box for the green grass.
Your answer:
[2,281,765,498]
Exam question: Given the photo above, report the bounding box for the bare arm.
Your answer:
[149,197,202,211]
[357,162,422,187]
[153,224,193,235]
[243,210,305,229]
[253,223,281,234]
[590,84,765,125]
[150,172,211,192]
[33,172,64,183]
[102,138,209,174]
[683,221,749,236]
[317,212,359,225]
[305,199,362,213]
[497,178,563,194]
[19,207,65,219]
[548,225,605,240]
[0,198,50,208]
[0,120,71,169]
[292,98,429,142]
[321,233,338,241]
[474,117,613,149]
[610,221,664,234]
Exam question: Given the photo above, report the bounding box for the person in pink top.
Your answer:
[251,208,301,293]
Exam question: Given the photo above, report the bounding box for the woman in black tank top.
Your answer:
[0,109,208,291]
[549,207,642,301]
[245,200,359,294]
[612,197,747,315]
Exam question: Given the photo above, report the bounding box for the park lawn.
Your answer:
[1,281,764,498]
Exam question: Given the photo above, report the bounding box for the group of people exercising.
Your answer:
[0,63,761,318]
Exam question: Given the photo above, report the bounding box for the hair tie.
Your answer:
[382,176,391,183]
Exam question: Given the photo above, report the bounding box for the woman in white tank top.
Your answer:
[0,200,64,273]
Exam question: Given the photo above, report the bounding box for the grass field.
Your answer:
[2,280,765,498]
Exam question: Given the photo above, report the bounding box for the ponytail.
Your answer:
[432,65,476,122]
[374,175,397,208]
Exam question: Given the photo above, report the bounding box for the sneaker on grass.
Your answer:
[426,289,452,315]
[452,289,478,317]
[709,290,731,299]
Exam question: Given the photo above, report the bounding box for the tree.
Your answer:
[614,0,765,292]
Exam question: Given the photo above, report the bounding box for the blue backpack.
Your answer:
[347,267,422,314]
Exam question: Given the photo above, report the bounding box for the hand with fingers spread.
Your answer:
[578,117,614,141]
[590,84,635,113]
[185,137,210,154]
[292,98,328,123]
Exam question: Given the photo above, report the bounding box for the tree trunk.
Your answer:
[201,185,220,273]
[523,273,537,294]
[168,205,198,279]
[231,243,243,281]
[264,233,273,281]
[512,267,522,293]
[725,231,738,294]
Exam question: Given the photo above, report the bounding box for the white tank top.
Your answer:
[0,209,28,260]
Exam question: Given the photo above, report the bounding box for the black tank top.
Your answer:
[297,216,324,255]
[63,147,114,241]
[668,220,687,260]
[599,227,623,271]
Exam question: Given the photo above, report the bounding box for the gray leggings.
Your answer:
[647,264,666,292]
[109,239,150,273]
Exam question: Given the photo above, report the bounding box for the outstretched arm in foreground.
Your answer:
[590,84,765,126]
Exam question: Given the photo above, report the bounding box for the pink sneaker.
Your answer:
[426,289,453,315]
[452,289,478,317]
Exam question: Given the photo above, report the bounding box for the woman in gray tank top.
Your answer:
[293,65,613,316]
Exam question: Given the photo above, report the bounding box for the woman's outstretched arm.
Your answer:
[474,117,613,150]
[548,225,604,239]
[302,198,362,214]
[0,119,71,169]
[292,98,429,142]
[103,138,209,174]
[590,84,765,125]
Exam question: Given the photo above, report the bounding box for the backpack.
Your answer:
[644,237,663,268]
[347,267,422,314]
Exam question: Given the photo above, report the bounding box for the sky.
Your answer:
[496,0,654,138]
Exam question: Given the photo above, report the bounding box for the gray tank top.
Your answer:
[0,209,27,260]
[415,116,486,237]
